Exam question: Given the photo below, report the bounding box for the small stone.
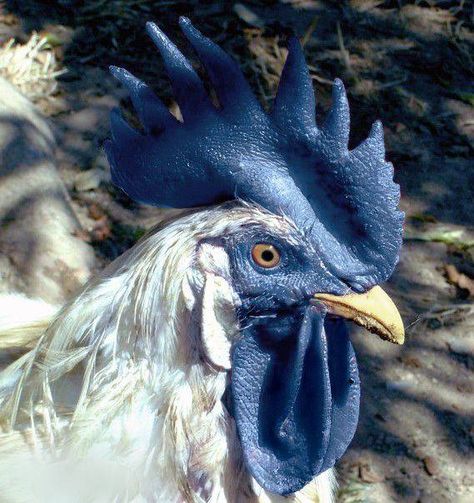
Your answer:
[74,168,109,191]
[386,379,416,392]
[447,338,474,355]
[374,412,387,422]
[423,456,439,476]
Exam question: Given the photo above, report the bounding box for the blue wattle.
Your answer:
[230,307,360,495]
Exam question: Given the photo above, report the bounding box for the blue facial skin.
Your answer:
[219,226,360,496]
[223,227,348,312]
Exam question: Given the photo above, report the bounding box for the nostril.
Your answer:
[309,298,328,315]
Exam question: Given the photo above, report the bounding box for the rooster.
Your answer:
[0,18,404,503]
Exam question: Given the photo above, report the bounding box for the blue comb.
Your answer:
[105,17,404,290]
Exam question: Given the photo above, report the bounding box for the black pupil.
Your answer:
[261,249,274,262]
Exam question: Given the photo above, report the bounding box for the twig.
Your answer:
[307,65,333,85]
[336,22,352,73]
[301,15,319,47]
[407,303,474,333]
[376,76,408,90]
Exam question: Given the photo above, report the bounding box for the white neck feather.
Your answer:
[0,204,335,503]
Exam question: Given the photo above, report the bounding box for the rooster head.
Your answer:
[105,18,404,496]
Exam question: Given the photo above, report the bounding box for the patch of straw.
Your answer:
[337,477,373,503]
[0,32,66,102]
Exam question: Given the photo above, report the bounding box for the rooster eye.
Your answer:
[251,244,281,268]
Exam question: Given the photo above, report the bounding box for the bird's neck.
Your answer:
[0,213,254,502]
[0,207,334,502]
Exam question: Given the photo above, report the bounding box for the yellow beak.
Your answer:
[313,286,405,344]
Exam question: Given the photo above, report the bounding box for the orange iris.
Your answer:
[251,244,281,268]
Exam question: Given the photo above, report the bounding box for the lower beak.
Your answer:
[313,286,404,344]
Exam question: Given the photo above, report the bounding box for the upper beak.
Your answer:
[313,286,405,344]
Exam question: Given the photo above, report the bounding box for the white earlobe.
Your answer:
[200,273,239,371]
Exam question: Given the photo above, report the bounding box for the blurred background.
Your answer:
[0,1,472,501]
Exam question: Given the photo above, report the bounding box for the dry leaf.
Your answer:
[91,216,111,241]
[444,264,474,297]
[359,463,384,483]
[233,3,264,28]
[88,203,105,221]
[401,355,423,368]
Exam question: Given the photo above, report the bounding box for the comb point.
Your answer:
[272,35,316,135]
[146,20,209,119]
[369,120,383,140]
[145,21,164,42]
[321,78,350,153]
[178,16,191,28]
[180,19,258,113]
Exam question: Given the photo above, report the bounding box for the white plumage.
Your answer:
[0,203,335,503]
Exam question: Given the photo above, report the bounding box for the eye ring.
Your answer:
[251,243,281,269]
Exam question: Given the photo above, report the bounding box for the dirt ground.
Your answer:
[0,0,472,501]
